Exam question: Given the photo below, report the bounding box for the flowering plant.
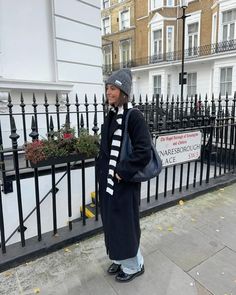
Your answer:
[24,124,100,164]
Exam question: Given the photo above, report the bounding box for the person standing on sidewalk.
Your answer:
[97,68,151,282]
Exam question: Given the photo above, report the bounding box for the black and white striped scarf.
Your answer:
[106,102,132,196]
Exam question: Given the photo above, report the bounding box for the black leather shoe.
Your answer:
[107,263,121,275]
[115,265,145,282]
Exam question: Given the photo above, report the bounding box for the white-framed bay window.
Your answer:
[151,0,163,11]
[102,16,111,35]
[120,39,131,67]
[187,73,197,96]
[187,22,199,56]
[103,44,112,73]
[166,26,174,60]
[222,9,236,42]
[151,29,163,61]
[220,67,232,96]
[120,9,130,30]
[153,75,162,96]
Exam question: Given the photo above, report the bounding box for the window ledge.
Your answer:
[0,78,74,92]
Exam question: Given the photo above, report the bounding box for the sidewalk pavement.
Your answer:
[1,183,236,295]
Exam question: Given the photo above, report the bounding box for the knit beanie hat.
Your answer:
[106,68,132,97]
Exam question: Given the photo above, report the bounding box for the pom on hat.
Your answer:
[106,68,132,97]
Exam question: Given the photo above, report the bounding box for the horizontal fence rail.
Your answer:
[0,91,236,270]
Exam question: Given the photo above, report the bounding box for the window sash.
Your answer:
[120,40,130,65]
[220,68,232,96]
[166,27,174,59]
[187,73,197,96]
[121,11,129,29]
[103,18,110,34]
[223,9,236,23]
[167,75,171,97]
[153,75,161,95]
[153,30,162,55]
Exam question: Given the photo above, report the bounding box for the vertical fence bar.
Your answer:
[92,99,99,220]
[20,93,27,144]
[9,116,25,246]
[224,94,229,173]
[206,115,215,183]
[164,167,168,197]
[75,94,80,136]
[55,94,60,131]
[234,119,236,173]
[44,93,50,134]
[0,123,9,194]
[172,165,176,194]
[66,94,70,123]
[7,93,13,121]
[48,116,57,234]
[32,93,38,132]
[81,159,86,225]
[228,94,235,171]
[95,161,99,221]
[67,162,72,230]
[0,182,6,253]
[29,116,42,241]
[200,126,207,185]
[92,95,99,135]
[51,164,57,235]
[84,95,89,131]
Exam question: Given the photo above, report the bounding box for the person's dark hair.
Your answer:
[118,91,129,107]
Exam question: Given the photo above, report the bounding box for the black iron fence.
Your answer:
[103,39,236,74]
[0,91,236,271]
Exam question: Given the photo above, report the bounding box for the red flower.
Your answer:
[63,133,73,139]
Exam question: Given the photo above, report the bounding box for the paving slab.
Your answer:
[105,250,212,295]
[197,212,236,252]
[157,227,224,271]
[189,247,236,295]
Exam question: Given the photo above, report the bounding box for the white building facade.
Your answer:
[0,0,103,104]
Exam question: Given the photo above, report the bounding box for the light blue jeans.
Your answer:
[113,248,144,274]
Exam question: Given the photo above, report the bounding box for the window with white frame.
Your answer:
[153,29,162,59]
[152,0,163,10]
[153,75,162,96]
[102,17,111,35]
[120,10,130,30]
[120,39,131,67]
[220,67,232,96]
[212,13,217,44]
[167,74,171,97]
[103,0,109,9]
[222,9,236,42]
[166,26,174,60]
[187,22,199,56]
[187,73,197,96]
[103,45,112,72]
[166,0,174,7]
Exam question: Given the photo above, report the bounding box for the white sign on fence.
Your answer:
[156,131,202,167]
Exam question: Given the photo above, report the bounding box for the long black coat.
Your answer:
[97,108,151,260]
